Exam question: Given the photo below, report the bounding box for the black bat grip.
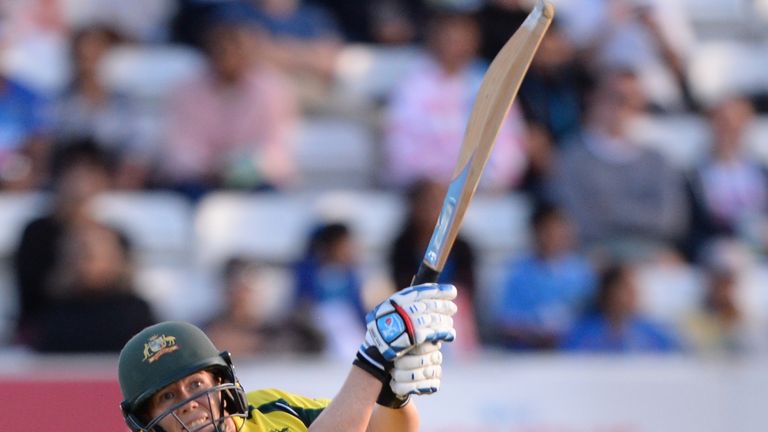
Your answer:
[411,262,441,286]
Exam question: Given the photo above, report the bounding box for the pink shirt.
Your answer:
[384,57,527,190]
[165,66,298,186]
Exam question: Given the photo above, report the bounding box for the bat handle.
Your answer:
[411,262,441,286]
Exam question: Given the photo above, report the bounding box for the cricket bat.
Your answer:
[412,0,555,286]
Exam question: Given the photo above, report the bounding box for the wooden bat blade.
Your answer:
[413,0,555,285]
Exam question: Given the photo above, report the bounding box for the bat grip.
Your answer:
[411,262,441,286]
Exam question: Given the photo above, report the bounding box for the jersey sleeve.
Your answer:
[247,388,331,427]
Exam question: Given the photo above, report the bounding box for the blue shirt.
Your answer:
[561,314,682,353]
[0,77,48,152]
[255,5,339,40]
[294,258,365,323]
[496,253,596,334]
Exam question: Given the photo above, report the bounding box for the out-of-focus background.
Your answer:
[1,0,768,430]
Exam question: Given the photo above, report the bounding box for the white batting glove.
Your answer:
[353,283,457,386]
[390,342,444,397]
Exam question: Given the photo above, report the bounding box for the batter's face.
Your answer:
[147,371,234,432]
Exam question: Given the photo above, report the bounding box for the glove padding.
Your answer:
[390,342,444,397]
[354,283,457,385]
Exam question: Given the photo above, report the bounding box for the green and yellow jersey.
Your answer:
[233,388,331,432]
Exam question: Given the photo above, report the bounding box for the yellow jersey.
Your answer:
[233,388,331,432]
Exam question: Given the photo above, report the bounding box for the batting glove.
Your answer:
[353,283,457,389]
[390,342,444,397]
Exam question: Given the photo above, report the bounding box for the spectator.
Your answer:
[685,96,768,260]
[516,20,594,200]
[382,8,527,191]
[549,69,688,263]
[0,74,51,190]
[477,0,529,62]
[682,268,763,357]
[12,143,111,344]
[53,25,153,189]
[205,257,323,358]
[162,10,299,200]
[169,0,234,49]
[561,263,681,353]
[312,0,427,44]
[389,178,480,350]
[32,222,156,352]
[248,0,343,111]
[293,222,366,358]
[555,0,698,112]
[494,203,597,350]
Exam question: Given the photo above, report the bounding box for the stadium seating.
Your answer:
[688,41,768,106]
[293,116,378,190]
[632,114,711,169]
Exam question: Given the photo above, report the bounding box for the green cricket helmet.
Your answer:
[118,321,249,431]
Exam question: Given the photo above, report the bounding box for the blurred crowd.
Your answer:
[2,0,768,359]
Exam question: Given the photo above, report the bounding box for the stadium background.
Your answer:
[1,0,768,430]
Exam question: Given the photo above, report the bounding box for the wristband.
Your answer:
[376,382,411,409]
[353,345,392,384]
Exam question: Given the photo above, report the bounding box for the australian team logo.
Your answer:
[377,313,405,343]
[142,334,179,363]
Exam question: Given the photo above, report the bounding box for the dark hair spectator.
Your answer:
[161,10,299,200]
[31,223,157,352]
[52,24,155,189]
[493,203,596,350]
[561,262,682,353]
[516,20,595,201]
[548,69,688,263]
[12,142,113,344]
[681,268,762,356]
[684,95,767,260]
[312,0,428,44]
[205,257,324,358]
[389,178,480,351]
[293,221,365,358]
[382,9,527,191]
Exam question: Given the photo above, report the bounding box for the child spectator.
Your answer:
[293,222,366,358]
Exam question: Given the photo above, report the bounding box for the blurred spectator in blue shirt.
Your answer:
[294,222,366,358]
[0,75,51,190]
[494,203,596,350]
[561,263,682,353]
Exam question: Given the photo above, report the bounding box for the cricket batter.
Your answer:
[118,283,457,431]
